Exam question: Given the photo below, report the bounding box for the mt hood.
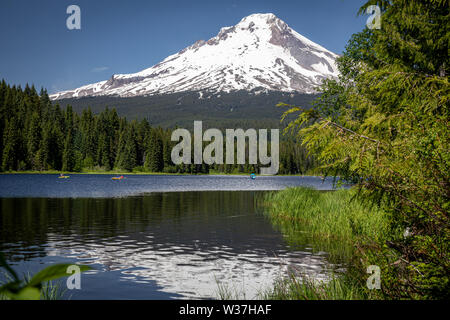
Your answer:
[51,13,339,100]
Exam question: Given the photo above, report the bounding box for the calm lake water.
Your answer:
[0,174,337,299]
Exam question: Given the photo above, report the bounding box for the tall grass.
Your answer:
[0,271,67,300]
[260,187,390,300]
[263,187,389,264]
[263,273,370,300]
[39,280,67,300]
[214,279,248,300]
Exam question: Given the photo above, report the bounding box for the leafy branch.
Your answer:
[0,253,92,300]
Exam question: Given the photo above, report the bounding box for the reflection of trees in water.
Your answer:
[0,191,276,259]
[0,191,334,298]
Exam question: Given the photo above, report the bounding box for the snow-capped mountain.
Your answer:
[51,13,339,100]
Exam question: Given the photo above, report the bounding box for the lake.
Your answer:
[0,174,337,299]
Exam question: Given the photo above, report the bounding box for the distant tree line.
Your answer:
[0,80,317,174]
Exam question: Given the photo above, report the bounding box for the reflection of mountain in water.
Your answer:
[0,191,331,299]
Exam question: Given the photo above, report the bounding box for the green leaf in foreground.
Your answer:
[3,286,41,300]
[28,264,92,287]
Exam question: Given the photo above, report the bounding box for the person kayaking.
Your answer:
[112,175,125,180]
[58,173,69,179]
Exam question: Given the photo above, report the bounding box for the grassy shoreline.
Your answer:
[262,187,390,300]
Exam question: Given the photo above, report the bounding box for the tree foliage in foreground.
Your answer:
[281,0,449,299]
[0,253,91,300]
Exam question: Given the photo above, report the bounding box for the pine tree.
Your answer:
[144,130,163,172]
[282,0,449,299]
[80,108,96,161]
[114,124,137,171]
[26,111,41,169]
[97,133,111,170]
[2,117,19,171]
[39,124,51,170]
[62,130,75,171]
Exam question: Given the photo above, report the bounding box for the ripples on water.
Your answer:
[0,174,337,198]
[0,175,338,299]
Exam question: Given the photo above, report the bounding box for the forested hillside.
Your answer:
[56,90,317,129]
[0,81,317,174]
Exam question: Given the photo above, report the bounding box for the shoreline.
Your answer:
[0,171,324,177]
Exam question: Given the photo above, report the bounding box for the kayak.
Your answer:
[112,176,124,180]
[58,176,69,179]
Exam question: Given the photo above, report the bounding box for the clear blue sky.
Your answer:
[0,0,368,93]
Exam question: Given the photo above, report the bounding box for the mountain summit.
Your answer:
[51,13,339,100]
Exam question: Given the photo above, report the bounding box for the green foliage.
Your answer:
[281,0,449,299]
[62,130,75,171]
[264,187,390,264]
[27,264,90,287]
[144,130,164,172]
[262,188,389,300]
[264,272,379,300]
[82,155,95,170]
[2,116,19,171]
[27,112,41,170]
[0,252,91,300]
[0,80,319,175]
[115,124,138,171]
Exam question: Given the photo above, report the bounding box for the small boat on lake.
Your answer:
[112,175,125,180]
[58,174,69,179]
